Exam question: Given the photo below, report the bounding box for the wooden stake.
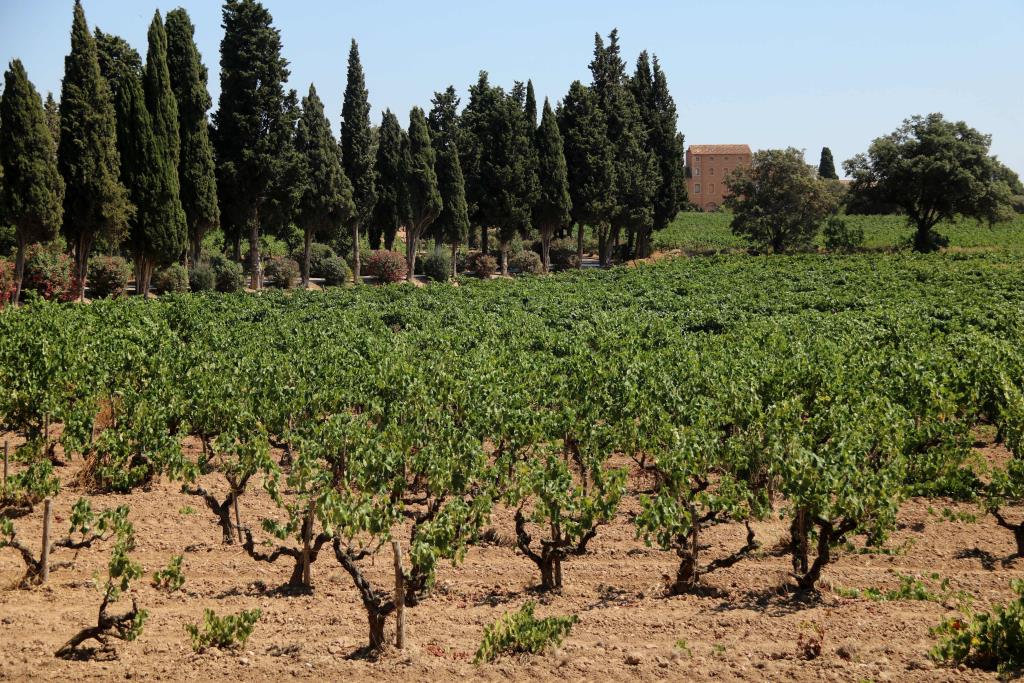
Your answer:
[301,502,314,586]
[40,498,52,584]
[392,540,405,649]
[2,440,8,500]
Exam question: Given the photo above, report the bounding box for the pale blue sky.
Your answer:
[2,1,1022,176]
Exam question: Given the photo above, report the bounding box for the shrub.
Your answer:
[154,264,190,295]
[823,216,865,252]
[0,258,15,308]
[189,263,215,292]
[421,252,451,282]
[320,256,352,286]
[549,239,579,269]
[931,579,1024,674]
[365,250,408,283]
[186,608,261,652]
[264,256,300,289]
[510,250,543,275]
[290,243,336,278]
[210,255,244,293]
[474,602,577,663]
[471,253,497,279]
[24,244,74,301]
[87,256,133,298]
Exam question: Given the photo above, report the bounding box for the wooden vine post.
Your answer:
[392,540,405,649]
[2,440,8,500]
[40,498,52,584]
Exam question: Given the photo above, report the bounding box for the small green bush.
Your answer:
[152,554,185,592]
[548,239,580,269]
[210,256,244,293]
[421,252,451,282]
[87,256,132,299]
[291,242,336,278]
[24,244,74,301]
[154,264,190,295]
[189,263,215,292]
[264,256,300,289]
[186,608,261,652]
[823,216,865,252]
[472,253,497,279]
[0,258,16,307]
[511,250,543,275]
[931,579,1024,674]
[365,250,408,283]
[474,602,577,663]
[320,256,352,286]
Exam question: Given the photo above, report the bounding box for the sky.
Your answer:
[1,0,1022,177]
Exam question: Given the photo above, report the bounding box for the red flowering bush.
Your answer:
[365,250,408,284]
[23,244,74,301]
[0,258,15,308]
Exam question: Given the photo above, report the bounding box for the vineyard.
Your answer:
[3,252,1024,680]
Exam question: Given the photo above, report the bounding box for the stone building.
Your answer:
[685,144,752,211]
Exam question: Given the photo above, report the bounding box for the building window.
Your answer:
[709,167,715,176]
[694,184,701,194]
[709,183,715,194]
[694,167,701,176]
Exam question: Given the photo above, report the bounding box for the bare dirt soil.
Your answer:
[1,437,1021,682]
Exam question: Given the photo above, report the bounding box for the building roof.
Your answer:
[689,144,751,155]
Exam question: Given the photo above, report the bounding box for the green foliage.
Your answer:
[471,252,497,278]
[823,216,865,253]
[931,579,1024,674]
[404,106,441,279]
[371,109,409,250]
[0,258,15,307]
[210,254,244,293]
[165,8,219,265]
[510,250,542,275]
[340,39,376,230]
[835,572,962,603]
[532,99,571,269]
[154,263,190,294]
[23,243,74,301]
[2,458,60,506]
[558,80,614,235]
[845,113,1015,252]
[188,261,215,292]
[319,255,352,286]
[263,256,299,289]
[186,608,260,652]
[474,602,577,663]
[152,554,185,591]
[87,256,132,298]
[428,86,470,250]
[365,249,407,283]
[421,252,451,282]
[818,147,838,180]
[725,148,839,252]
[288,243,335,278]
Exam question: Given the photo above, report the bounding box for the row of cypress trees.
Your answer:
[1,1,687,299]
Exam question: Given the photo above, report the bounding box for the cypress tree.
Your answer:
[371,109,408,251]
[0,60,65,304]
[524,79,538,130]
[533,99,571,272]
[166,8,220,266]
[557,80,614,265]
[631,53,685,257]
[43,93,60,150]
[403,106,441,282]
[589,29,657,266]
[58,0,132,300]
[428,86,470,275]
[459,72,494,253]
[818,146,838,179]
[294,84,355,287]
[340,39,376,282]
[140,10,187,289]
[213,0,291,289]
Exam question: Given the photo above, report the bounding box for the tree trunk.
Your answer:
[301,229,312,288]
[75,233,93,301]
[13,237,26,306]
[190,235,202,271]
[450,242,457,279]
[540,227,552,273]
[626,227,636,260]
[540,558,557,590]
[671,520,700,594]
[351,222,361,283]
[248,208,261,290]
[576,223,584,266]
[367,610,387,650]
[231,236,241,262]
[791,509,808,575]
[481,225,488,255]
[499,242,508,276]
[406,230,417,283]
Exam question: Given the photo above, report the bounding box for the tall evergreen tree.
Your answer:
[428,86,470,275]
[403,106,440,282]
[589,29,657,266]
[459,72,495,253]
[294,84,355,287]
[371,109,408,251]
[524,79,538,130]
[58,0,132,300]
[533,99,571,272]
[43,93,60,150]
[557,80,614,265]
[818,146,838,179]
[631,53,685,257]
[166,8,219,266]
[140,11,187,288]
[0,60,64,304]
[213,0,291,289]
[340,39,376,282]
